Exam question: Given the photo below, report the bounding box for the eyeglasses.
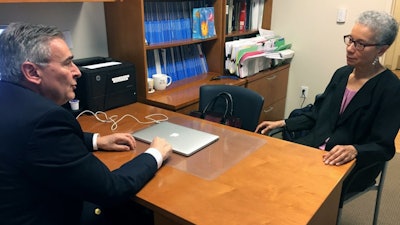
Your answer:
[343,35,384,51]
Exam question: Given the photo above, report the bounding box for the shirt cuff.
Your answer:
[92,133,99,151]
[145,148,163,169]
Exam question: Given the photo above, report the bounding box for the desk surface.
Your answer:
[78,102,354,225]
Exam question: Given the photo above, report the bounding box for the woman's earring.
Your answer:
[372,57,379,66]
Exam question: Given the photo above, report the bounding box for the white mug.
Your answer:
[152,74,172,91]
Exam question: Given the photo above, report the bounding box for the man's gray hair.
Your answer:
[0,22,64,83]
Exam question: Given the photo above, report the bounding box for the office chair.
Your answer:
[267,101,388,225]
[337,161,388,225]
[198,85,264,132]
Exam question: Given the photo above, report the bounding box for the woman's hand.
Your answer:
[255,120,286,135]
[322,145,358,166]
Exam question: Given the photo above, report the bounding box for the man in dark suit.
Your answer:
[0,22,172,225]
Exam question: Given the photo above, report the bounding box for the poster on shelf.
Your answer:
[192,7,216,39]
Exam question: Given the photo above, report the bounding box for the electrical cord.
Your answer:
[75,110,169,131]
[300,89,307,108]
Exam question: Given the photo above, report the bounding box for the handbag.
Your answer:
[190,92,242,128]
[282,103,314,141]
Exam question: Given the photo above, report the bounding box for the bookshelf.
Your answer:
[104,0,289,121]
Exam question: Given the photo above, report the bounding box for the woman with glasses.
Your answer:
[256,10,399,196]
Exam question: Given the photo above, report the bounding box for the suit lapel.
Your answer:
[337,75,378,125]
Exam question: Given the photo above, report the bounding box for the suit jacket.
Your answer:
[0,81,158,225]
[286,66,400,193]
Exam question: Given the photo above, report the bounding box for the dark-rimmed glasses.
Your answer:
[343,35,384,51]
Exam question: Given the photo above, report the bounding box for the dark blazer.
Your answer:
[286,66,400,193]
[0,81,158,225]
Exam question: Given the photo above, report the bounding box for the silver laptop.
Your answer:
[132,121,219,156]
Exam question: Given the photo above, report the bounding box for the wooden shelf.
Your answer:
[225,30,259,39]
[146,72,246,113]
[146,37,218,50]
[103,0,287,121]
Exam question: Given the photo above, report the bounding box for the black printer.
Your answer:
[72,57,137,112]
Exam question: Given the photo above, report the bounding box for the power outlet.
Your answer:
[300,86,309,98]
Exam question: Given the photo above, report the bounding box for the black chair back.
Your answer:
[199,85,264,131]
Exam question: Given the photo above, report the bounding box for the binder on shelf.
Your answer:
[257,0,265,29]
[227,0,234,33]
[245,0,251,30]
[160,48,168,74]
[146,50,156,78]
[181,1,192,40]
[173,46,186,80]
[153,49,162,75]
[180,45,196,77]
[233,0,241,31]
[250,0,259,30]
[150,2,162,44]
[238,1,247,31]
[165,48,178,81]
[225,2,229,33]
[190,44,203,75]
[196,44,208,74]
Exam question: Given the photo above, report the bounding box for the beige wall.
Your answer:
[271,0,394,116]
[384,0,400,69]
[0,1,396,117]
[0,2,108,59]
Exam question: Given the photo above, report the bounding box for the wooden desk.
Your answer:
[78,103,354,225]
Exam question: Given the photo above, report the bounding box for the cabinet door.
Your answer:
[247,66,289,122]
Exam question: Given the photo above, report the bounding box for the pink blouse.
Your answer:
[340,88,357,114]
[319,88,357,150]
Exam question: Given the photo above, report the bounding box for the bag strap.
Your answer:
[202,92,234,118]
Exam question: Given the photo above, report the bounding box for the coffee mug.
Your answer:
[147,78,155,93]
[152,74,172,91]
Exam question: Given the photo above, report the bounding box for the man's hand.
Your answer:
[97,133,136,151]
[150,137,172,161]
[322,145,358,166]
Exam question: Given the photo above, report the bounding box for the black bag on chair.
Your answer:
[190,92,242,128]
[282,103,314,141]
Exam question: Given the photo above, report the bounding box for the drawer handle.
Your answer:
[266,75,277,80]
[264,107,274,113]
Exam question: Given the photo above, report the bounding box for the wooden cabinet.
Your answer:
[246,64,289,122]
[104,0,229,104]
[103,0,288,121]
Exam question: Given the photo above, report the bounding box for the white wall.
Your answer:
[271,0,393,116]
[0,2,108,59]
